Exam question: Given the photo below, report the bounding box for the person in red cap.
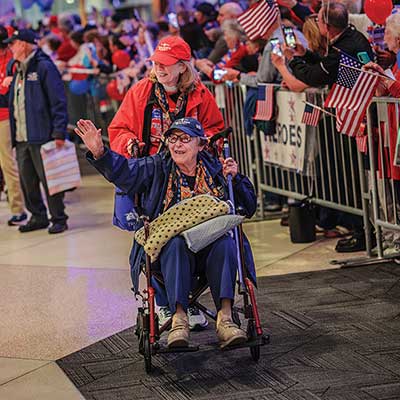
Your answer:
[108,35,224,157]
[107,35,225,331]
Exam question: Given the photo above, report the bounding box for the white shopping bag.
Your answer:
[40,140,81,195]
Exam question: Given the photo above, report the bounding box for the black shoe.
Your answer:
[19,219,49,233]
[48,223,68,234]
[335,235,366,253]
[8,212,28,226]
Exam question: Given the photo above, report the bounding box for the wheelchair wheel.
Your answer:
[247,319,260,362]
[143,330,152,373]
[136,309,153,372]
[135,308,143,339]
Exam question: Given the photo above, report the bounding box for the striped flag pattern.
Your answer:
[356,134,368,153]
[254,83,274,121]
[324,52,379,137]
[237,0,279,41]
[324,53,378,111]
[301,103,321,126]
[335,107,368,137]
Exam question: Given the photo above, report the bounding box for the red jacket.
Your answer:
[108,78,225,158]
[0,48,12,121]
[377,64,400,181]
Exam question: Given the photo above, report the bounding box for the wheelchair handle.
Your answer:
[209,127,233,146]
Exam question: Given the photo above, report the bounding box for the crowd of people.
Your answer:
[1,0,400,347]
[1,0,400,246]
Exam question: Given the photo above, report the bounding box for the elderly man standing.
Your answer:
[0,29,68,234]
[0,26,26,226]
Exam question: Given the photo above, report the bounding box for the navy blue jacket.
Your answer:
[88,148,257,291]
[0,49,68,146]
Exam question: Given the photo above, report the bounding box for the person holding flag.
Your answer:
[222,1,306,212]
[285,2,373,87]
[282,2,376,253]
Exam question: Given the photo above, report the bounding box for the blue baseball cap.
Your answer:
[3,29,38,45]
[165,117,207,139]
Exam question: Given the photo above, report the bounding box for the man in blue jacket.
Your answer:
[0,29,68,234]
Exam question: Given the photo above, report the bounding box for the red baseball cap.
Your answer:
[149,36,191,66]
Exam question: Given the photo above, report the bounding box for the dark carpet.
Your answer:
[57,263,400,400]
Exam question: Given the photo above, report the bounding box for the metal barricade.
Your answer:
[366,97,400,260]
[204,82,255,183]
[252,87,369,234]
[206,83,400,266]
[203,82,377,263]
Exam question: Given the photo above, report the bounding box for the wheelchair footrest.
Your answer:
[155,345,200,354]
[221,334,269,351]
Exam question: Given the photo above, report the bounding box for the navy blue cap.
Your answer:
[165,117,207,139]
[3,29,38,45]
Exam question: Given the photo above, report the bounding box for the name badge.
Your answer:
[27,72,38,81]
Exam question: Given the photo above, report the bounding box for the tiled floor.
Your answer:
[0,175,363,399]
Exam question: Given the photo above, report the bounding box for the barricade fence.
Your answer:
[64,76,399,264]
[367,97,400,259]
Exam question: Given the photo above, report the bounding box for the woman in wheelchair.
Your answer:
[75,117,257,349]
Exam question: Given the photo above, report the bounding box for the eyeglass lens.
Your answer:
[168,134,192,143]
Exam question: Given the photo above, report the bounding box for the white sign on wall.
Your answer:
[260,91,307,172]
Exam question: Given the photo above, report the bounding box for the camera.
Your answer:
[270,38,282,57]
[283,26,296,49]
[213,68,227,81]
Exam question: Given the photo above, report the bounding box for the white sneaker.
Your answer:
[187,305,208,331]
[384,244,400,257]
[371,241,389,256]
[158,306,172,326]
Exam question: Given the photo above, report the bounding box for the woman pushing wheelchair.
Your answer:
[75,117,258,349]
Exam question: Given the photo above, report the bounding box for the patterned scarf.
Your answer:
[154,81,188,131]
[163,159,224,211]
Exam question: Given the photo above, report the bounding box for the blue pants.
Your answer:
[154,235,238,315]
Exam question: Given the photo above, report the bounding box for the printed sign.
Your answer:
[260,91,307,171]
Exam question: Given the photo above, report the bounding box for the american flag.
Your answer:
[335,107,367,137]
[301,103,321,126]
[324,52,379,111]
[237,0,279,41]
[254,84,274,121]
[356,134,368,153]
[324,52,379,136]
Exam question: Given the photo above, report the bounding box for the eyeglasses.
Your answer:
[167,133,193,144]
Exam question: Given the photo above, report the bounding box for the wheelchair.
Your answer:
[134,130,269,373]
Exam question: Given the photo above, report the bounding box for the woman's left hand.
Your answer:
[221,157,238,179]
